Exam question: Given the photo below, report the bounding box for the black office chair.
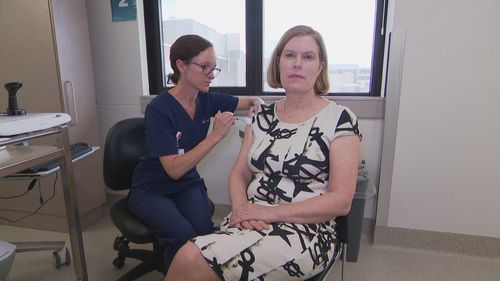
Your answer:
[104,117,217,281]
[103,117,163,281]
[306,215,348,281]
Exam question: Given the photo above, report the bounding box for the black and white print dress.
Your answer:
[193,100,361,281]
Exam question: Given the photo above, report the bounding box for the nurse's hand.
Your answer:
[210,110,234,142]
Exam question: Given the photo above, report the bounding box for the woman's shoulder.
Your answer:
[260,102,275,111]
[251,102,277,129]
[144,91,176,120]
[148,91,171,108]
[324,101,361,139]
[203,91,236,101]
[256,102,276,118]
[325,100,358,119]
[202,91,238,106]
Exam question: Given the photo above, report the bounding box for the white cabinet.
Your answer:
[0,0,107,231]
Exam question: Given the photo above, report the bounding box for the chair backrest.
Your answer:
[103,118,146,190]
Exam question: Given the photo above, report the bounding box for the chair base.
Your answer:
[112,235,164,281]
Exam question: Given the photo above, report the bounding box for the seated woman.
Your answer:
[165,25,362,281]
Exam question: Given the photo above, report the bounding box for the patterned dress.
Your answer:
[193,100,361,281]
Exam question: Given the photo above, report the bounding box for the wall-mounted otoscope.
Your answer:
[4,82,26,115]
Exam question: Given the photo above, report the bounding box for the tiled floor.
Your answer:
[1,200,499,281]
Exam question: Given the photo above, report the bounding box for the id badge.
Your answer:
[176,131,184,154]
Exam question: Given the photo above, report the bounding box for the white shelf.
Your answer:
[5,146,99,178]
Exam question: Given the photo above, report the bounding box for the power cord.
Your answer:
[0,178,37,199]
[0,172,58,223]
[38,178,44,204]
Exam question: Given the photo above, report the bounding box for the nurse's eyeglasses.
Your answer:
[191,62,221,77]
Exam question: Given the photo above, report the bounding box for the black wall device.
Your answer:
[4,81,26,115]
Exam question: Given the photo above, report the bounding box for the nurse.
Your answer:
[128,34,263,270]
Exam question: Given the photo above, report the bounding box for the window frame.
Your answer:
[143,0,388,97]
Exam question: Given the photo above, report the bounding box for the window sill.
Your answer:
[140,95,384,119]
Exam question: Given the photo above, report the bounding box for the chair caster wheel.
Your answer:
[113,257,125,268]
[113,236,129,251]
[53,246,71,269]
[113,237,121,250]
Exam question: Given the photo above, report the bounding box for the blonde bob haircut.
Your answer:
[267,25,329,95]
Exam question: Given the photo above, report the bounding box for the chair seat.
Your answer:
[110,198,156,244]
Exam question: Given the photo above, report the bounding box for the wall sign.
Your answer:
[110,0,137,22]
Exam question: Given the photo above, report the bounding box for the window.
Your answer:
[159,0,246,88]
[144,0,387,96]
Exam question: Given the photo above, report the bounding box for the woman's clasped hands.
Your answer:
[229,202,271,231]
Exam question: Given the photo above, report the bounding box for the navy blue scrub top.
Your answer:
[131,91,238,195]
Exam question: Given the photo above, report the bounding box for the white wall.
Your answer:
[383,0,500,238]
[86,0,146,146]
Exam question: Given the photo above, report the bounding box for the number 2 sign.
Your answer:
[110,0,137,22]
